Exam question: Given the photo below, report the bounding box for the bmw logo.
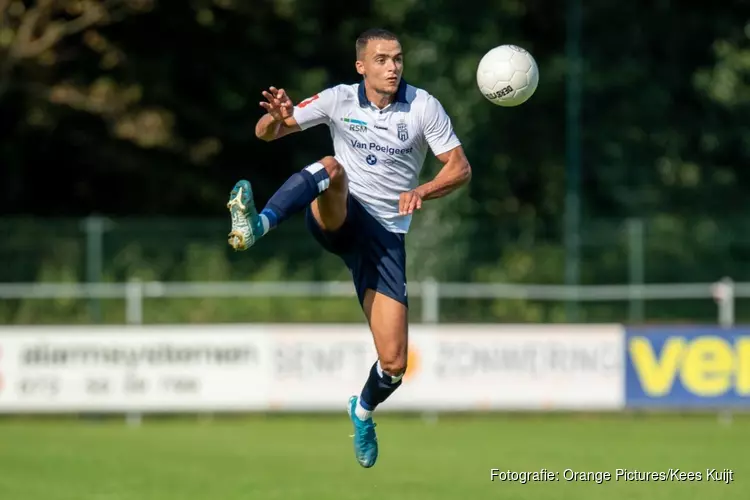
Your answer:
[366,154,377,165]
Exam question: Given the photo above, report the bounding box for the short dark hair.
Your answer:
[356,28,399,58]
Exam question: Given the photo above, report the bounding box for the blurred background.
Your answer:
[1,3,750,499]
[1,0,748,326]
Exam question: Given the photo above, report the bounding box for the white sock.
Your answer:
[355,400,372,421]
[258,214,271,235]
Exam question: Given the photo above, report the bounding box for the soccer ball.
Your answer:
[476,45,539,107]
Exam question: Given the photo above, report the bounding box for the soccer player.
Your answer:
[227,28,471,467]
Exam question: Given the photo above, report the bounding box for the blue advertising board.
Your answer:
[625,326,750,407]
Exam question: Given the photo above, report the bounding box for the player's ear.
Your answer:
[355,60,365,76]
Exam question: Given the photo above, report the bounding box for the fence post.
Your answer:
[627,218,645,323]
[125,278,144,325]
[83,215,106,322]
[713,277,734,328]
[421,278,440,324]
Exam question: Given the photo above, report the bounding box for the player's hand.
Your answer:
[399,190,423,216]
[260,86,294,122]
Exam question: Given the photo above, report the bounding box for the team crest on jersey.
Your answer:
[397,122,409,142]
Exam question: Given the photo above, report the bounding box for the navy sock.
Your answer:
[359,361,403,412]
[261,162,330,230]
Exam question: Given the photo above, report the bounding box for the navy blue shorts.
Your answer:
[305,194,408,308]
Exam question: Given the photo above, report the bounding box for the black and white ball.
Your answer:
[476,45,539,107]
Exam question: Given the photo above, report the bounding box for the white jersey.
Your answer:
[292,80,461,233]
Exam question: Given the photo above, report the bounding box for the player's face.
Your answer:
[357,39,404,95]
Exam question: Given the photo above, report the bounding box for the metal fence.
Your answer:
[0,277,738,326]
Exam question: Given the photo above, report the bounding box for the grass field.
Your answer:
[0,412,746,499]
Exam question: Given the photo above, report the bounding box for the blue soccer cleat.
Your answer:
[347,395,378,468]
[226,180,265,251]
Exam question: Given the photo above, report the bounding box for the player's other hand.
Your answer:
[260,87,294,121]
[399,190,423,216]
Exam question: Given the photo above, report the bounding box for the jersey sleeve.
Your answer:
[292,87,338,130]
[422,95,462,156]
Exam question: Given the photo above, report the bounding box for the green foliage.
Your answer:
[1,1,748,325]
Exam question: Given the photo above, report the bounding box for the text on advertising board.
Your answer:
[626,327,750,406]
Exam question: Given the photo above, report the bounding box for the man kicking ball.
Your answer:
[227,28,471,468]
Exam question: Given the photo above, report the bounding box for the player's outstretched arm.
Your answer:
[255,87,301,142]
[399,146,471,215]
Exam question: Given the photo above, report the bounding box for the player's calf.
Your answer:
[355,291,409,419]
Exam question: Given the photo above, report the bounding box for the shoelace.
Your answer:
[231,207,250,232]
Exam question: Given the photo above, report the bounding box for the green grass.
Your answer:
[0,413,746,499]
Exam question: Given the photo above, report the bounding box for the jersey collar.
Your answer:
[358,78,409,108]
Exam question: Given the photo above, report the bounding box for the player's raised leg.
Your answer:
[348,290,408,468]
[227,156,344,250]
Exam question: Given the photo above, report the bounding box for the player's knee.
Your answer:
[380,354,407,378]
[319,156,346,188]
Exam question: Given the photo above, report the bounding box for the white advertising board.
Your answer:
[0,326,272,412]
[0,324,624,412]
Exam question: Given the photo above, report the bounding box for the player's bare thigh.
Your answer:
[363,289,408,376]
[310,156,348,232]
